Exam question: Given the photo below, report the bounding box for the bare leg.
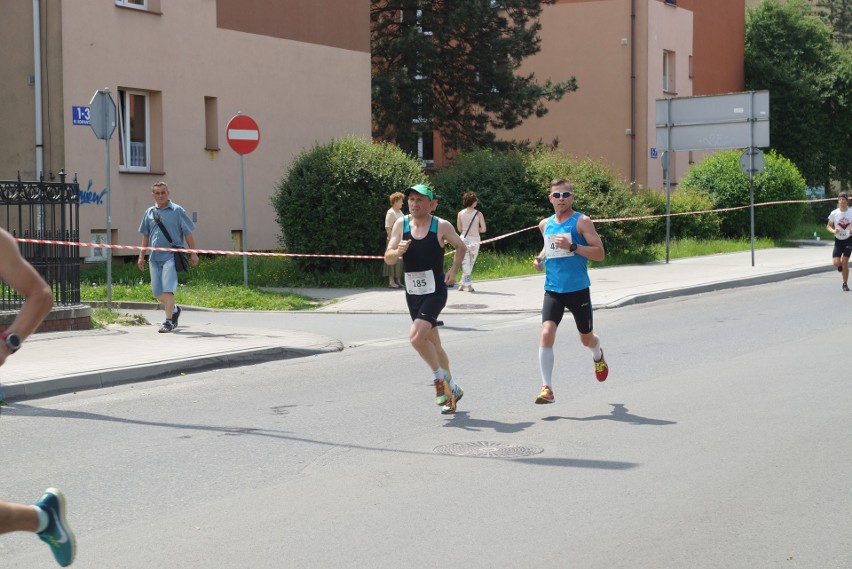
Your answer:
[409,319,443,371]
[157,292,175,322]
[0,501,38,534]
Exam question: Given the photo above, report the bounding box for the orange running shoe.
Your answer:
[535,385,554,404]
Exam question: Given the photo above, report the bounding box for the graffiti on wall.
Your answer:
[78,179,108,206]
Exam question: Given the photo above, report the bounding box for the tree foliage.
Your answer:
[815,0,851,46]
[745,0,851,188]
[371,0,577,154]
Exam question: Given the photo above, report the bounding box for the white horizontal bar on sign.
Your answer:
[228,129,259,140]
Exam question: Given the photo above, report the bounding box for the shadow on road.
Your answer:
[543,403,676,426]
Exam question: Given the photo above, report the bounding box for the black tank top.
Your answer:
[402,215,445,283]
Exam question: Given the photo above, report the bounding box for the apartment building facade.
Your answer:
[0,0,371,258]
[419,0,745,192]
[509,0,745,190]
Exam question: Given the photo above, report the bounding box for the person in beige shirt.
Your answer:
[382,192,405,288]
[456,191,487,292]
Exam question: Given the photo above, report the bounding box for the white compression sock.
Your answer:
[589,337,603,361]
[539,347,554,387]
[33,506,49,533]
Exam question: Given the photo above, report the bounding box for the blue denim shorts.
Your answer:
[150,256,178,297]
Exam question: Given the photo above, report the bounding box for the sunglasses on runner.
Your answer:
[551,192,573,199]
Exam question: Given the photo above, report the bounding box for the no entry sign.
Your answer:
[226,114,260,155]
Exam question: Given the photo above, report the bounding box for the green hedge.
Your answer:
[272,136,425,272]
[640,186,721,242]
[679,150,807,238]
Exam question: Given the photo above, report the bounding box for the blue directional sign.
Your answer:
[72,106,91,126]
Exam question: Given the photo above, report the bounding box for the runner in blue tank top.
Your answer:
[532,179,609,404]
[384,184,468,415]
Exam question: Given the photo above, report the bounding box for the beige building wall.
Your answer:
[490,0,743,192]
[1,0,371,258]
[645,0,695,190]
[0,0,65,181]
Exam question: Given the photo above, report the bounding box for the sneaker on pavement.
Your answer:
[171,305,182,328]
[535,385,554,404]
[434,377,449,405]
[843,283,850,292]
[594,349,609,382]
[441,383,463,415]
[158,320,174,333]
[35,487,76,567]
[441,384,463,415]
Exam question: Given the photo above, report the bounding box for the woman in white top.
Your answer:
[383,192,405,288]
[456,191,487,292]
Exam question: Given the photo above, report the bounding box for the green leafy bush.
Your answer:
[431,148,654,254]
[430,149,547,251]
[272,136,425,273]
[640,186,721,242]
[679,150,807,238]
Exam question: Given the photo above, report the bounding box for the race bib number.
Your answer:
[544,233,573,258]
[405,270,436,295]
[838,228,850,240]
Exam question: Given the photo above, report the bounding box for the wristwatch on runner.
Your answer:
[569,243,578,253]
[1,332,22,353]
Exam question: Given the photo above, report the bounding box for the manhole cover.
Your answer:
[434,441,544,458]
[446,303,489,310]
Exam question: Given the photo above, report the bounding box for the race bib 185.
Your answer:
[405,270,436,295]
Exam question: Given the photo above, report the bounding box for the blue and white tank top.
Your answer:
[543,212,590,293]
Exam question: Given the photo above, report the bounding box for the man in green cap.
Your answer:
[385,184,467,415]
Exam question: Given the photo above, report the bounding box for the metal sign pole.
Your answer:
[664,98,672,264]
[240,154,248,287]
[103,90,113,308]
[749,90,756,267]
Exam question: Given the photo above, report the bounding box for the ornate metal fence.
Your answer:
[0,174,80,308]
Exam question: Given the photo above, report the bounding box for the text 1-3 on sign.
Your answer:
[226,114,260,155]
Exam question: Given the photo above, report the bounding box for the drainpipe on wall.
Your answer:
[33,0,44,181]
[629,0,636,187]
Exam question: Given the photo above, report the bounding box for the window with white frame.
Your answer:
[118,89,150,171]
[663,50,676,93]
[116,0,146,8]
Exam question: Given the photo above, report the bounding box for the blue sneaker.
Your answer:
[441,383,463,415]
[35,488,76,567]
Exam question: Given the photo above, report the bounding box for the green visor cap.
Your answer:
[404,184,435,200]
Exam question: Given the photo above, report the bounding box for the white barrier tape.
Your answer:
[14,197,836,260]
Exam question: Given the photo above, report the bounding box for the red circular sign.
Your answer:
[226,114,260,155]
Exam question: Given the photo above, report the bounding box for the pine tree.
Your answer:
[371,0,576,155]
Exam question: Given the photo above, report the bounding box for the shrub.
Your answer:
[557,158,655,254]
[432,148,655,254]
[640,186,721,242]
[430,149,546,251]
[272,136,424,273]
[679,149,807,238]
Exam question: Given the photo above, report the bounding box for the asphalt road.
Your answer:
[1,273,850,568]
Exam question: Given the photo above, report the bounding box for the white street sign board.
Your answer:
[656,91,770,152]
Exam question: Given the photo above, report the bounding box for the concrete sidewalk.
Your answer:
[0,243,834,403]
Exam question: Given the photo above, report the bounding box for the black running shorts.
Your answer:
[541,288,594,334]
